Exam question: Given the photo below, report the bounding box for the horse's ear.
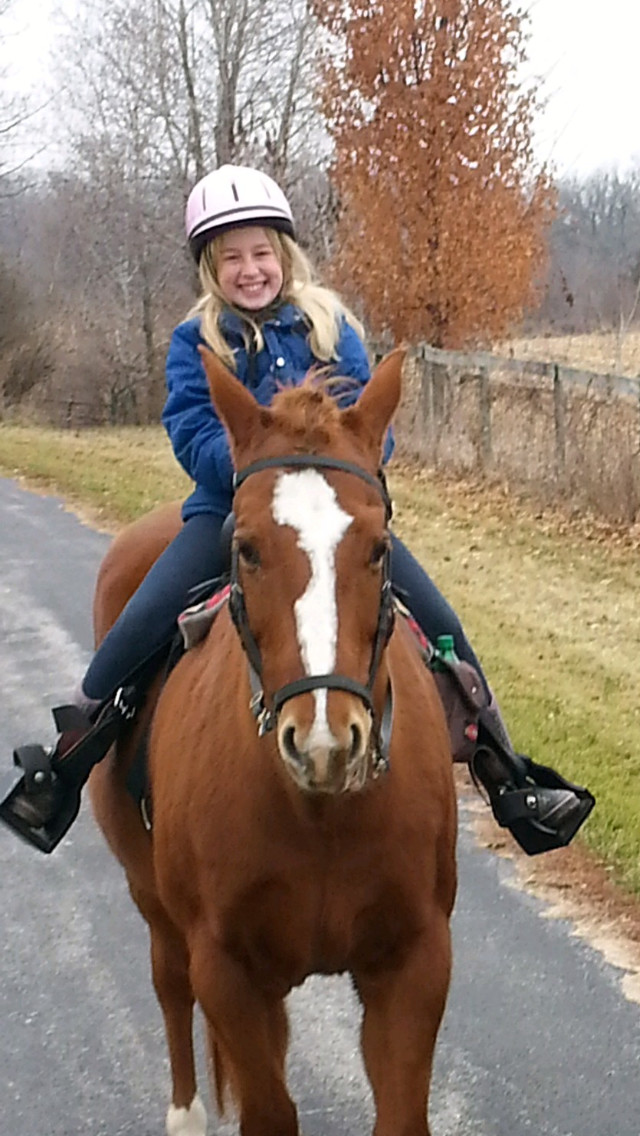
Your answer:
[198,346,269,456]
[342,348,405,457]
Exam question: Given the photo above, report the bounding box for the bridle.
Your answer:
[228,454,395,771]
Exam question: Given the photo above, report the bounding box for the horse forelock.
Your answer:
[268,373,358,455]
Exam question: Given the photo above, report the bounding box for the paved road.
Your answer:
[0,477,638,1136]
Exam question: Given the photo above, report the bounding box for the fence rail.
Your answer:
[413,343,640,399]
[378,343,640,524]
[3,342,639,524]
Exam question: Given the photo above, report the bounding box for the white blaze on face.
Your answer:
[272,469,353,746]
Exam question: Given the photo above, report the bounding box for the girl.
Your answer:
[0,164,593,853]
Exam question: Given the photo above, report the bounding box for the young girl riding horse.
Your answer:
[0,164,593,854]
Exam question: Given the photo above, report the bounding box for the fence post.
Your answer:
[553,364,566,482]
[420,358,435,463]
[478,366,492,468]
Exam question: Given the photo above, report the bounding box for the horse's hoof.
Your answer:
[166,1093,207,1135]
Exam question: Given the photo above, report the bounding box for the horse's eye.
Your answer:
[237,540,261,569]
[370,539,389,569]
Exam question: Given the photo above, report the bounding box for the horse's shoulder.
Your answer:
[390,615,433,680]
[389,619,450,738]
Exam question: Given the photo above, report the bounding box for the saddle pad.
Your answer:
[178,583,231,649]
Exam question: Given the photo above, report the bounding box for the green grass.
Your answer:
[0,424,191,526]
[1,424,639,893]
[393,471,640,892]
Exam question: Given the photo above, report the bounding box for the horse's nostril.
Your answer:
[350,723,362,758]
[282,724,300,763]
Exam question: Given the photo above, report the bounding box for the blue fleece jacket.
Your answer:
[162,303,393,519]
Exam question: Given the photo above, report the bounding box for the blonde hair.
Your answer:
[186,229,365,370]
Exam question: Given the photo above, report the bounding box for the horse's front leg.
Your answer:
[355,910,452,1136]
[131,886,204,1136]
[190,933,297,1136]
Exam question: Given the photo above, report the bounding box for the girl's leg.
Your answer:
[390,533,489,694]
[390,533,595,855]
[0,512,229,850]
[83,512,227,701]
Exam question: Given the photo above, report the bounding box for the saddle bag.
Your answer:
[431,655,488,763]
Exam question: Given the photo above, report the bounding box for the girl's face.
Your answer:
[216,226,284,311]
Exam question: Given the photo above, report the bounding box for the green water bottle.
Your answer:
[431,633,459,671]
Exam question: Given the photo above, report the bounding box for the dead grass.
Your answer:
[499,328,640,377]
[392,465,640,894]
[0,424,191,528]
[0,425,639,897]
[398,338,640,523]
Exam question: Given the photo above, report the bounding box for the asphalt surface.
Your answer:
[0,476,638,1135]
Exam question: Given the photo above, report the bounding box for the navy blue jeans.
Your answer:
[83,514,227,700]
[389,533,487,691]
[83,514,488,701]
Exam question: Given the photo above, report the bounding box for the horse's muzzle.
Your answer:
[277,700,374,794]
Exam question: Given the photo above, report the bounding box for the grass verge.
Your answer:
[1,424,639,894]
[0,424,191,527]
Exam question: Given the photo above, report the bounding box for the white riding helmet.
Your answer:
[185,164,296,262]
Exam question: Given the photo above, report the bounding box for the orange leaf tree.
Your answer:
[311,0,555,347]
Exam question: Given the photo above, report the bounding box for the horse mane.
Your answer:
[268,371,359,453]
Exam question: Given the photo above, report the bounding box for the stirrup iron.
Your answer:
[0,688,138,854]
[472,710,595,856]
[0,745,82,854]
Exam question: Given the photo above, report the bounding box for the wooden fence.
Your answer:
[379,343,640,524]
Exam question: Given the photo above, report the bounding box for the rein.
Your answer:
[229,455,395,770]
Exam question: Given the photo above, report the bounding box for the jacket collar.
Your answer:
[218,302,306,340]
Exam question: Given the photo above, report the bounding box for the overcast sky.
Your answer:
[5,0,640,178]
[526,0,640,175]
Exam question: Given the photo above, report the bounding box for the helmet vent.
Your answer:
[231,180,239,202]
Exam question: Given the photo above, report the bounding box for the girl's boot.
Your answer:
[0,691,135,853]
[472,700,595,855]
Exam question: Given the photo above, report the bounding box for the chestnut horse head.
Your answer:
[200,346,403,797]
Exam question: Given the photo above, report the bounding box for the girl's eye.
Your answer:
[238,540,261,569]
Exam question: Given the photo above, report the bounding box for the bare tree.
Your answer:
[199,0,321,176]
[18,0,329,422]
[0,0,46,181]
[54,0,322,189]
[536,168,640,340]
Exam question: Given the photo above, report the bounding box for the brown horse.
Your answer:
[89,349,457,1136]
